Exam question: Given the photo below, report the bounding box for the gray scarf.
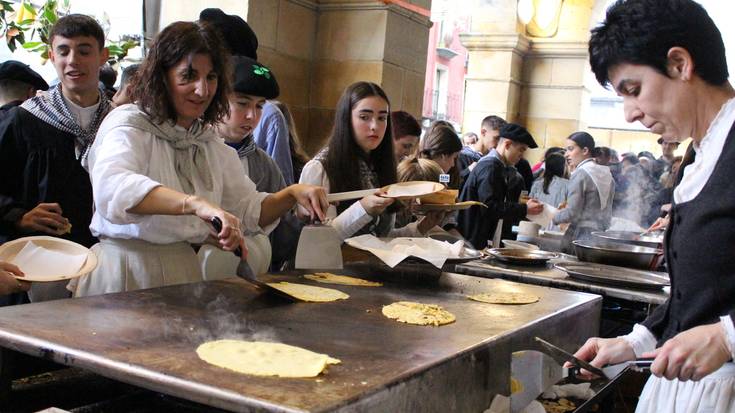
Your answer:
[21,84,111,162]
[96,104,215,194]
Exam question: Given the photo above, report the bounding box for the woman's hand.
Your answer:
[417,210,446,235]
[643,322,731,381]
[526,199,544,215]
[0,262,30,295]
[188,196,246,257]
[288,184,329,222]
[359,193,394,216]
[569,337,636,379]
[646,216,669,233]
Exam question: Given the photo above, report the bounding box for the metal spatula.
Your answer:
[295,219,343,270]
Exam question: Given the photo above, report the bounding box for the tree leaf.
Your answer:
[22,40,41,48]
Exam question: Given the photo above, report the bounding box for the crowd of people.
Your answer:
[0,0,733,410]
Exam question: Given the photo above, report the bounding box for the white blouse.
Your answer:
[299,159,420,241]
[88,125,276,244]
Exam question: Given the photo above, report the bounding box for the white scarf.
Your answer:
[575,158,613,208]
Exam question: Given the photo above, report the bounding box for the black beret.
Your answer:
[0,60,48,91]
[499,123,537,148]
[199,8,258,59]
[231,56,279,100]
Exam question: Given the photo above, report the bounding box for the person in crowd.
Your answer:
[73,21,327,296]
[300,81,441,240]
[458,123,544,248]
[574,1,735,411]
[215,56,300,272]
[111,63,140,107]
[390,110,421,163]
[99,63,117,100]
[516,155,534,191]
[394,157,447,234]
[531,146,564,177]
[0,60,48,121]
[594,146,612,166]
[552,132,614,252]
[530,153,568,210]
[653,137,679,179]
[0,14,110,248]
[0,15,111,303]
[419,125,463,189]
[273,100,310,185]
[427,119,454,134]
[459,131,482,172]
[458,115,507,187]
[0,262,29,296]
[462,132,478,146]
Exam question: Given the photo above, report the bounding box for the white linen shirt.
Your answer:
[623,97,735,360]
[299,159,420,241]
[88,125,275,244]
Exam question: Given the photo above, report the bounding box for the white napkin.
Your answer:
[526,203,559,230]
[345,234,464,268]
[11,241,88,279]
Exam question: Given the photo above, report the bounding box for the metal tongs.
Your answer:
[535,337,653,380]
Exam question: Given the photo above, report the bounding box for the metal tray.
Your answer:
[555,261,670,290]
[591,231,663,248]
[485,248,559,266]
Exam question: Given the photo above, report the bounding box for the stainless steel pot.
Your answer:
[573,239,662,270]
[591,231,663,249]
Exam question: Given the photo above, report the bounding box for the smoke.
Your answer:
[161,283,279,345]
[610,162,665,230]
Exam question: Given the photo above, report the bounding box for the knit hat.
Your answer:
[499,123,537,148]
[199,8,258,59]
[231,56,279,100]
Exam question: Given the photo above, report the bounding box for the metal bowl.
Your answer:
[485,248,558,266]
[591,231,663,249]
[573,239,661,270]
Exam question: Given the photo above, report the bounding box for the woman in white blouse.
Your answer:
[299,81,441,241]
[74,21,327,296]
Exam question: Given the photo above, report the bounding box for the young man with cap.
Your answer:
[0,14,110,302]
[0,60,49,121]
[458,123,544,249]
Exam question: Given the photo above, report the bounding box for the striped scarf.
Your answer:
[21,84,111,163]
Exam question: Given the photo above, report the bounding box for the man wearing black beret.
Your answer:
[458,123,544,248]
[0,60,49,122]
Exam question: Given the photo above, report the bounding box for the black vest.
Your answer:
[643,120,735,345]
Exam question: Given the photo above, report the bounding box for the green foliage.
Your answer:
[0,0,139,65]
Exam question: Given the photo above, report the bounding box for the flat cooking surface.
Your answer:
[0,270,598,412]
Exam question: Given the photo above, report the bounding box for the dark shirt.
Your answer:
[458,146,482,189]
[643,120,735,345]
[458,153,527,249]
[0,107,96,247]
[516,158,534,191]
[0,101,22,124]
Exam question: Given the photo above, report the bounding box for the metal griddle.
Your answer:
[0,269,600,412]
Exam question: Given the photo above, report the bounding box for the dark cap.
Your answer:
[199,8,258,59]
[0,60,48,91]
[231,56,279,100]
[499,123,537,148]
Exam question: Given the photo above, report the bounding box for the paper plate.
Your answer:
[380,181,444,200]
[414,201,486,212]
[0,236,97,282]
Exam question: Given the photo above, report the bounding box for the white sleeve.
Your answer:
[299,159,372,240]
[88,126,162,225]
[720,316,735,361]
[619,323,658,357]
[218,147,276,235]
